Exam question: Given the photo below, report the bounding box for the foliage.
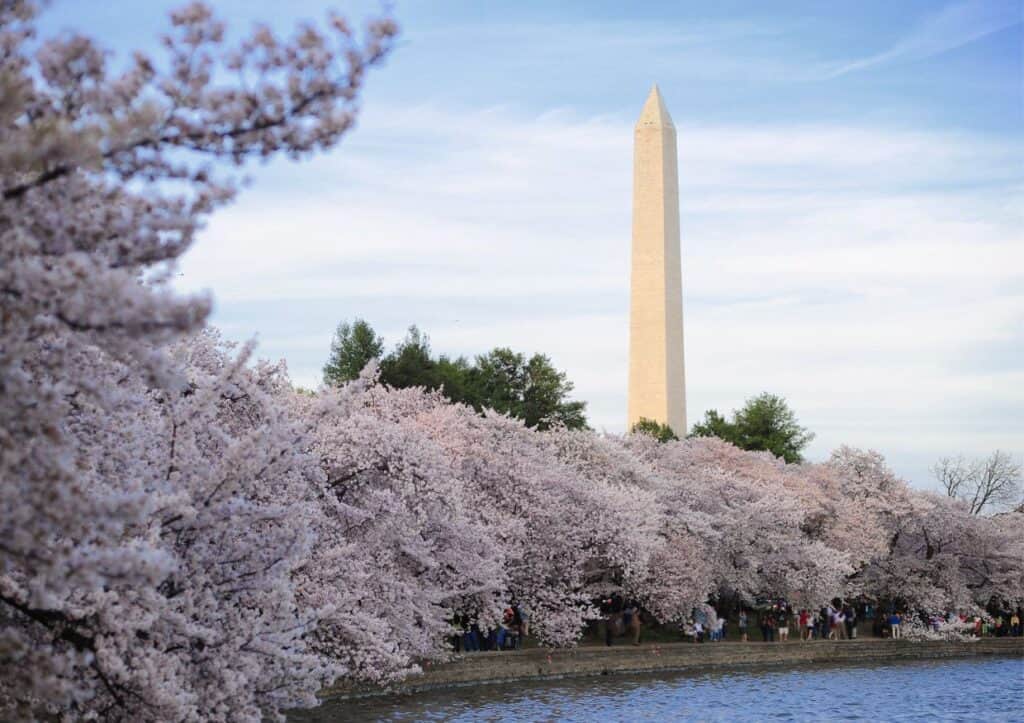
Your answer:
[469,347,587,430]
[690,392,814,463]
[323,319,384,386]
[331,321,589,430]
[689,409,732,440]
[630,417,679,443]
[377,325,437,390]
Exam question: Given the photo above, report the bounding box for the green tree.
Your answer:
[469,348,588,430]
[324,322,588,430]
[379,325,440,390]
[689,409,735,442]
[630,417,679,443]
[690,392,814,463]
[323,318,384,386]
[435,354,476,405]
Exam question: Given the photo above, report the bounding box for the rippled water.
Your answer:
[291,657,1024,722]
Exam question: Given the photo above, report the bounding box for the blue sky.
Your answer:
[42,1,1023,490]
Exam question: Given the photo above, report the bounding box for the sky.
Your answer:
[41,1,1023,490]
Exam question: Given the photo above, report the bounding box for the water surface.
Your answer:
[292,657,1024,722]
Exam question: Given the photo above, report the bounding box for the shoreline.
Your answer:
[321,638,1024,700]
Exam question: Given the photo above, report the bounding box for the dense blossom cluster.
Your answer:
[1,2,1021,721]
[0,1,395,718]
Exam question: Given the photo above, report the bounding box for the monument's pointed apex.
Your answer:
[637,84,674,128]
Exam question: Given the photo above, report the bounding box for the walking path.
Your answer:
[323,638,1024,698]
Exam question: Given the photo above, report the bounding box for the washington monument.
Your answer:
[628,85,686,434]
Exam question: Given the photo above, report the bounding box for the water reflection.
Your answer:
[290,658,1023,722]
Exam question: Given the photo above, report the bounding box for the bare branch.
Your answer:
[934,450,1023,515]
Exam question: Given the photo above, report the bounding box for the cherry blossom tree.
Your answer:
[3,2,1022,718]
[393,388,663,645]
[829,446,1023,613]
[0,1,394,719]
[622,436,855,609]
[548,429,715,623]
[855,491,1024,613]
[289,368,506,682]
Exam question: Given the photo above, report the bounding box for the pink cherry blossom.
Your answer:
[2,2,1020,721]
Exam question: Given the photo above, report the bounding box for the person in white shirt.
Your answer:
[835,610,847,640]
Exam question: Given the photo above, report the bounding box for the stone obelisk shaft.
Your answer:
[628,85,686,434]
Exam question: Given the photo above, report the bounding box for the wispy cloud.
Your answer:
[178,102,1023,489]
[825,1,1022,78]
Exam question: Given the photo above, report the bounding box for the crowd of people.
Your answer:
[449,599,1024,652]
[671,600,848,643]
[679,601,1024,644]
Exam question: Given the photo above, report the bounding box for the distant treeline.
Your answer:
[323,319,588,430]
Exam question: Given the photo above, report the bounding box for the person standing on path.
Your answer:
[628,604,642,645]
[889,611,902,639]
[738,610,748,642]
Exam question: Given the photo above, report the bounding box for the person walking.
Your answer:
[738,610,748,642]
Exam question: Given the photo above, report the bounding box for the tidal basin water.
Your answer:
[291,657,1024,722]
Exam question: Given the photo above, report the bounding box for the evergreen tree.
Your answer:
[379,325,440,390]
[323,318,385,386]
[631,417,679,443]
[326,321,588,429]
[470,348,588,430]
[690,409,735,443]
[690,393,814,463]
